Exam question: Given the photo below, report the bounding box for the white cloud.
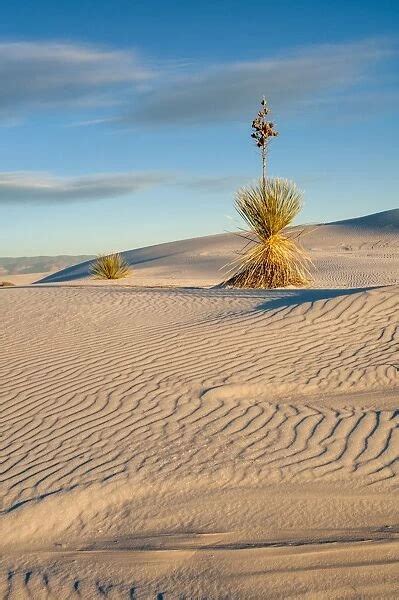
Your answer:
[0,41,152,115]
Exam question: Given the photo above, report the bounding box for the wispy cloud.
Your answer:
[0,38,395,125]
[0,41,152,116]
[0,171,169,203]
[123,39,396,125]
[0,171,246,204]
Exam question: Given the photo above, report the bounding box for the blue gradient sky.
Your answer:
[0,0,398,255]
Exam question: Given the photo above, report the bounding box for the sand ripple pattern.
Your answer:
[0,286,398,512]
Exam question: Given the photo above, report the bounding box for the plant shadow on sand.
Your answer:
[253,285,381,312]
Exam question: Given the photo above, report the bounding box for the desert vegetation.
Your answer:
[90,253,130,280]
[0,281,15,287]
[224,98,312,288]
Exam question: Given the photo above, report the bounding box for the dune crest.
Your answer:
[36,208,399,288]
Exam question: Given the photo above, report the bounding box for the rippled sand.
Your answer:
[1,210,398,598]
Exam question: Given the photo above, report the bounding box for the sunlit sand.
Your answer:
[1,209,398,598]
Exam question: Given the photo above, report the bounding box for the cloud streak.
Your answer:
[0,172,170,203]
[0,38,395,125]
[0,171,245,204]
[0,41,151,116]
[124,39,396,125]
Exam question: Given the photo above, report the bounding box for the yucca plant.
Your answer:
[90,253,130,280]
[223,98,312,289]
[0,281,15,287]
[224,178,311,288]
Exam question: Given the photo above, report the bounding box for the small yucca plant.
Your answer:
[0,281,15,287]
[224,178,312,288]
[90,253,130,280]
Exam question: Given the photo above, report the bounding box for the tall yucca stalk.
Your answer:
[223,98,312,289]
[251,96,278,183]
[224,179,311,288]
[90,252,130,280]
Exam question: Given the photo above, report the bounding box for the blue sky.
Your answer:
[0,0,398,255]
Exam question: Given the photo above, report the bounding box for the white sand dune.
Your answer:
[36,208,399,288]
[0,209,398,598]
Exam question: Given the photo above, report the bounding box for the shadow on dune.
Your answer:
[35,260,93,283]
[254,286,379,312]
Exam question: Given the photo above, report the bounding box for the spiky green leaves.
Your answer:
[236,178,303,239]
[90,253,130,280]
[224,178,312,289]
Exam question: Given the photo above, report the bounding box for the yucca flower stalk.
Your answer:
[251,96,278,184]
[90,252,130,280]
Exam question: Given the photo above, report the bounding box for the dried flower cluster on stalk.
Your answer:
[251,97,278,181]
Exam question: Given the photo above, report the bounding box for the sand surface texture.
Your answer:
[1,209,398,598]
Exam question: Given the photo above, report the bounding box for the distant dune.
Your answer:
[0,254,94,276]
[37,208,399,288]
